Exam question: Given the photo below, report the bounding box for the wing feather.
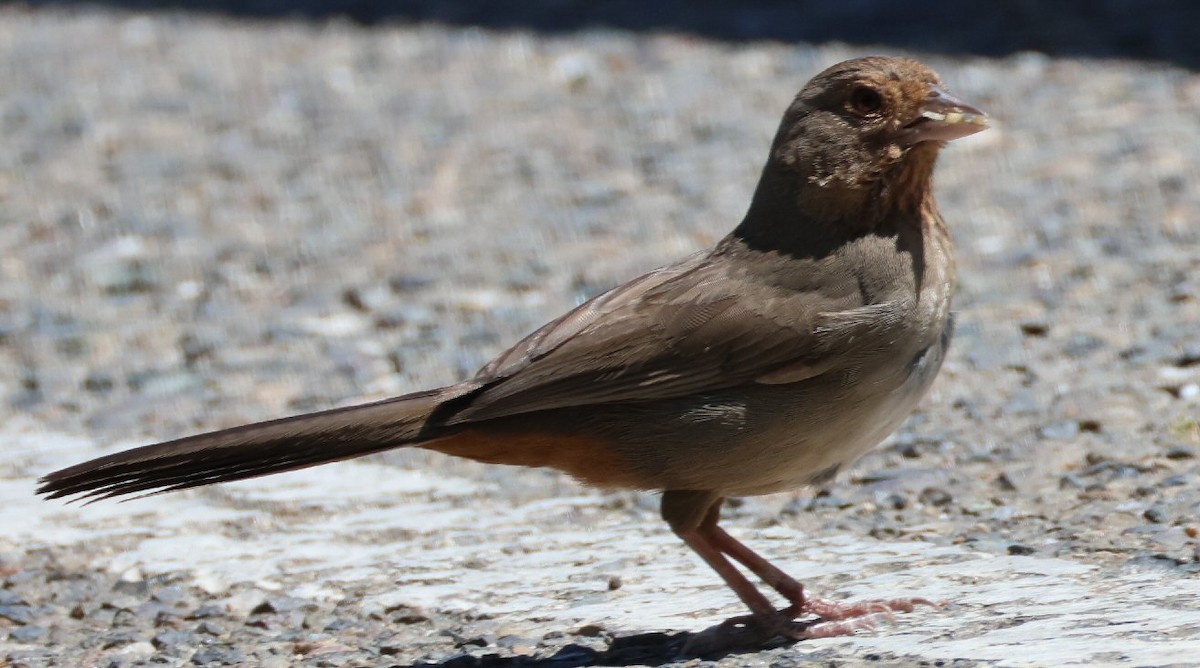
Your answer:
[438,248,900,425]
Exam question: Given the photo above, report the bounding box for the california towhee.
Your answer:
[39,56,987,649]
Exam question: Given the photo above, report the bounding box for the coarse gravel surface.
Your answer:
[1,7,1199,668]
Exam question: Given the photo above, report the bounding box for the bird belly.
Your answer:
[728,337,948,496]
[514,328,950,497]
[641,331,949,497]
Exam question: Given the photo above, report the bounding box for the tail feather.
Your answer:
[38,388,452,503]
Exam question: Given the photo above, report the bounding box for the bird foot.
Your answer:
[785,594,940,621]
[681,596,940,656]
[681,609,887,656]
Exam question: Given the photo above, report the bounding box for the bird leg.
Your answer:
[662,490,935,651]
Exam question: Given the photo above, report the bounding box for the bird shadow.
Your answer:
[401,627,797,667]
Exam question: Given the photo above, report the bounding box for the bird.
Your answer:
[39,56,987,651]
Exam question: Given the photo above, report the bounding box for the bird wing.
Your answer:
[442,246,898,425]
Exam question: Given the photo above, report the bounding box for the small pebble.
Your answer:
[9,626,48,643]
[919,487,953,507]
[1019,320,1049,336]
[187,604,226,620]
[1144,506,1170,523]
[249,596,312,616]
[0,605,34,625]
[151,630,194,650]
[190,646,245,665]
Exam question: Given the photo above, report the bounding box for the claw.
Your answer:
[683,605,896,656]
[684,595,941,655]
[798,612,890,639]
[791,595,939,621]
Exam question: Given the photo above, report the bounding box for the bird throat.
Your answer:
[731,144,939,260]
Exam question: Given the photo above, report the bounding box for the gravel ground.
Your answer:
[2,6,1199,667]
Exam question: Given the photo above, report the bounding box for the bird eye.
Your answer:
[848,86,884,116]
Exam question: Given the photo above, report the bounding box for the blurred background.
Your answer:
[16,0,1200,67]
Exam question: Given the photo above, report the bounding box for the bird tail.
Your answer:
[37,387,459,503]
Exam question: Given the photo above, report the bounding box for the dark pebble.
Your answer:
[877,491,908,510]
[869,525,901,539]
[187,604,226,619]
[179,332,218,367]
[455,634,492,648]
[196,620,225,636]
[110,608,139,628]
[155,610,183,627]
[342,286,370,312]
[385,605,429,625]
[1019,320,1049,337]
[1165,446,1195,460]
[1118,345,1145,362]
[101,631,140,649]
[153,630,196,650]
[1125,553,1184,571]
[919,487,953,507]
[805,493,854,510]
[1143,506,1169,523]
[1175,347,1200,368]
[574,623,605,637]
[249,596,313,616]
[388,273,435,294]
[1082,459,1146,479]
[82,372,115,393]
[1007,544,1036,556]
[190,645,244,665]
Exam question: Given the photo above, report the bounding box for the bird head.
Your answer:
[768,56,988,223]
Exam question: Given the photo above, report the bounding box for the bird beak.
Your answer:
[898,87,988,145]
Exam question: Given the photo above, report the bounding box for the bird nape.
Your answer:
[39,55,986,654]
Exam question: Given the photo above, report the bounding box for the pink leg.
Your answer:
[702,520,937,622]
[663,491,938,652]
